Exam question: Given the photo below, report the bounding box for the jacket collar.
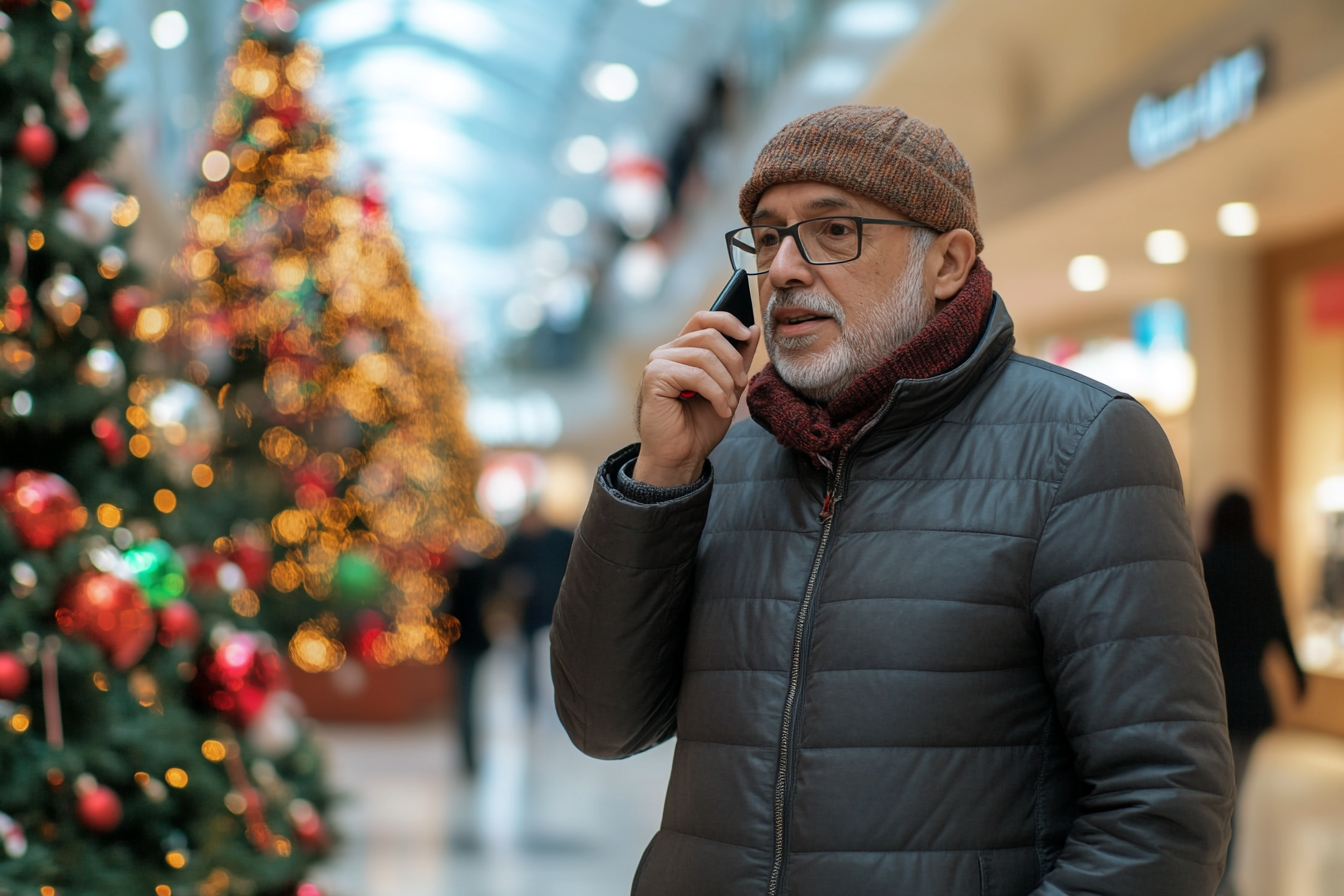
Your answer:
[855,293,1016,455]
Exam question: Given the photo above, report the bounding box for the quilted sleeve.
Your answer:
[1029,397,1234,896]
[550,443,710,759]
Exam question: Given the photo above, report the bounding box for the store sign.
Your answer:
[1128,45,1266,169]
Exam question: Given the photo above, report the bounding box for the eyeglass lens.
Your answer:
[729,217,860,273]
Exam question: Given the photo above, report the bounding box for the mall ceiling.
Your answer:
[299,0,929,368]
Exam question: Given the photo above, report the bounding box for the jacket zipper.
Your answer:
[765,385,902,896]
[766,450,849,896]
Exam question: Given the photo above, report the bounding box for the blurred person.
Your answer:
[552,105,1234,895]
[497,507,575,709]
[1202,490,1307,896]
[446,548,500,778]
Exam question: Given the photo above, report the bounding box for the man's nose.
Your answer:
[767,233,813,289]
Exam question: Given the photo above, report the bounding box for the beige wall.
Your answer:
[863,0,1236,180]
[1184,250,1263,542]
[863,0,1344,224]
[860,0,1344,540]
[1276,273,1343,620]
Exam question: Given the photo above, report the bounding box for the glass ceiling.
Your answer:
[301,0,931,371]
[301,0,819,366]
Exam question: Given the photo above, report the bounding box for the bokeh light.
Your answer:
[1067,255,1108,292]
[150,11,189,49]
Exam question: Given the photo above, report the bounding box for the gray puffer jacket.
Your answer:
[551,298,1233,896]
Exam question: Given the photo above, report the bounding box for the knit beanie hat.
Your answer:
[738,105,983,254]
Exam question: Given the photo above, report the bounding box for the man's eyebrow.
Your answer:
[805,195,859,212]
[751,195,859,223]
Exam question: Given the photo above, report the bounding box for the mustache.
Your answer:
[764,289,845,329]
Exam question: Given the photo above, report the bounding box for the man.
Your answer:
[552,105,1233,895]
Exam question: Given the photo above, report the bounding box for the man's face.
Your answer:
[752,182,935,401]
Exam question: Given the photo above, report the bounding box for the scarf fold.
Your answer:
[747,257,994,460]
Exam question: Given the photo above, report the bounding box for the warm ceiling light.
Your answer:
[150,11,188,49]
[1145,229,1188,264]
[1217,202,1259,237]
[1067,255,1108,292]
[201,150,230,183]
[565,135,608,174]
[588,63,638,102]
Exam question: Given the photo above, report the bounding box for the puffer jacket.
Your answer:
[551,297,1234,896]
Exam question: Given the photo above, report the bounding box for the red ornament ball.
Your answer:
[91,411,127,465]
[74,0,95,13]
[184,549,224,591]
[76,785,122,832]
[109,286,152,333]
[0,652,29,700]
[157,600,201,649]
[0,470,83,550]
[16,122,57,168]
[288,798,326,849]
[230,543,272,590]
[346,609,386,662]
[195,631,285,727]
[55,572,155,670]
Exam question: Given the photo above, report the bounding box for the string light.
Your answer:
[173,34,497,665]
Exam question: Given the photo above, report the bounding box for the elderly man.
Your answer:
[551,106,1233,896]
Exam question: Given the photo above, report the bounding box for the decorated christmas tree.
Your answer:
[0,3,333,893]
[163,1,496,673]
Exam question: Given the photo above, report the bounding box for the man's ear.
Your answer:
[928,228,977,300]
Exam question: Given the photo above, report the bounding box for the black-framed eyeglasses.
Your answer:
[725,216,933,275]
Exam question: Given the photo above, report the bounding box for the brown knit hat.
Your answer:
[738,105,982,253]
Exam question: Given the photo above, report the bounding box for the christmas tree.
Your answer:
[0,3,332,894]
[164,1,497,672]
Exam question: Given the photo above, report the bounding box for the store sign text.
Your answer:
[1128,45,1266,169]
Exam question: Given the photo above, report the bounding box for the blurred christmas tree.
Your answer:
[163,1,496,673]
[0,2,333,894]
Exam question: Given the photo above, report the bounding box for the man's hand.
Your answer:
[633,311,760,487]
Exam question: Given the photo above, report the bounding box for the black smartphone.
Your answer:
[679,269,755,399]
[709,268,754,345]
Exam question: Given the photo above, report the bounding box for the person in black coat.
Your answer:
[1201,490,1307,895]
[446,548,500,777]
[498,509,574,708]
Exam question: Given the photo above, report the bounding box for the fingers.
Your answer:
[644,358,736,418]
[663,325,752,389]
[653,345,738,404]
[737,324,761,368]
[679,310,752,343]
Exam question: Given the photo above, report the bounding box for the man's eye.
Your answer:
[758,233,781,248]
[826,222,853,237]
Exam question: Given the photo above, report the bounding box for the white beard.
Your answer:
[765,238,936,402]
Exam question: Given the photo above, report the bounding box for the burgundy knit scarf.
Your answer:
[747,258,994,460]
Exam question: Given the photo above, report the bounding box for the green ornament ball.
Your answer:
[335,552,385,604]
[122,539,187,608]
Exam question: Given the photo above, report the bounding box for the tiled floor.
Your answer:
[310,637,1344,896]
[310,636,673,896]
[1237,729,1344,896]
